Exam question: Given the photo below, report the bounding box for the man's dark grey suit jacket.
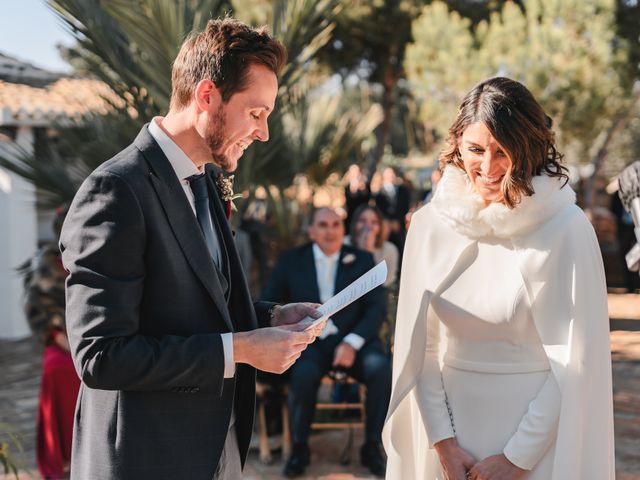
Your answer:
[60,126,274,479]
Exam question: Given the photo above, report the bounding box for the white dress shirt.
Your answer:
[148,117,235,378]
[312,243,340,303]
[312,244,365,351]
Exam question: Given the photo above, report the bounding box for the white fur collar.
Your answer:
[431,166,576,239]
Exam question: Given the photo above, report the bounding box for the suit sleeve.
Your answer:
[61,170,226,395]
[398,186,411,218]
[253,301,278,328]
[261,252,291,303]
[256,252,292,327]
[349,253,387,342]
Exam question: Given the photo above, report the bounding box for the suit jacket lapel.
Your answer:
[334,249,349,294]
[205,165,258,332]
[204,169,231,281]
[134,127,234,331]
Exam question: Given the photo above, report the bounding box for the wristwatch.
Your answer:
[268,304,281,326]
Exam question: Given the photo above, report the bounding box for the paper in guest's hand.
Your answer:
[304,260,388,331]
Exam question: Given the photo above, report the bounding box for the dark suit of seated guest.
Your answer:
[262,207,391,478]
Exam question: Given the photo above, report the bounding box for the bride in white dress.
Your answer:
[382,77,614,480]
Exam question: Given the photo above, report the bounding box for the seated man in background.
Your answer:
[262,207,391,478]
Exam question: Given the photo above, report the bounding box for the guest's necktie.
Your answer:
[187,174,223,269]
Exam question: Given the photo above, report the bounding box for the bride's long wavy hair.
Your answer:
[439,77,568,208]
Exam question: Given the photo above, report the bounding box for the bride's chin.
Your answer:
[475,182,500,194]
[473,185,502,203]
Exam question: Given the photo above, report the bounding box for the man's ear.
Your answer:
[194,79,222,113]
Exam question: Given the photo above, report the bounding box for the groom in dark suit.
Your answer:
[262,207,392,477]
[60,18,324,480]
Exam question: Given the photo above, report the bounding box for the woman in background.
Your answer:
[346,204,399,287]
[383,77,614,479]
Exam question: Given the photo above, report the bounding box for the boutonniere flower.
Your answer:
[215,173,243,212]
[342,253,356,265]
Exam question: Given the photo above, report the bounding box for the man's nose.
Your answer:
[254,118,269,142]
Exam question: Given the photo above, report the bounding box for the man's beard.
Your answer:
[205,104,233,172]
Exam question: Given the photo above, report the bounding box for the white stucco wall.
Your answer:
[0,126,38,338]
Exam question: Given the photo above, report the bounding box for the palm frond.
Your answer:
[49,0,232,111]
[231,0,344,188]
[271,0,342,109]
[8,0,358,206]
[0,108,140,208]
[101,0,231,108]
[287,92,383,184]
[49,0,149,106]
[0,142,78,208]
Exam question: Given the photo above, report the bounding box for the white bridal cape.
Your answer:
[382,167,615,479]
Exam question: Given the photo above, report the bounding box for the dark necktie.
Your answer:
[187,174,223,269]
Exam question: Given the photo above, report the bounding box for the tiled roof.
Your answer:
[0,77,120,126]
[0,51,62,86]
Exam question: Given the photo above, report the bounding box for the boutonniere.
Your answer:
[342,253,356,265]
[215,173,243,212]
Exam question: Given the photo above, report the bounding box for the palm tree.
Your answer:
[1,0,379,208]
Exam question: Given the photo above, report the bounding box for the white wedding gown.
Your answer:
[417,237,560,479]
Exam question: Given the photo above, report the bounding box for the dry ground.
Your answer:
[2,293,639,479]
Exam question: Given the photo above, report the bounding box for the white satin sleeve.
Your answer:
[414,310,455,447]
[503,371,561,470]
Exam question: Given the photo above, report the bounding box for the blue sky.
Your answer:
[0,0,74,73]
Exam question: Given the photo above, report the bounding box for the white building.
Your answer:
[0,53,113,338]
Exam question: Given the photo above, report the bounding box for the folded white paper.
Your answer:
[304,260,388,331]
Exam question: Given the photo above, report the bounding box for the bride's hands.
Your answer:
[434,438,476,480]
[466,454,527,480]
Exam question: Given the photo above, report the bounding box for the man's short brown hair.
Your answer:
[170,17,287,110]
